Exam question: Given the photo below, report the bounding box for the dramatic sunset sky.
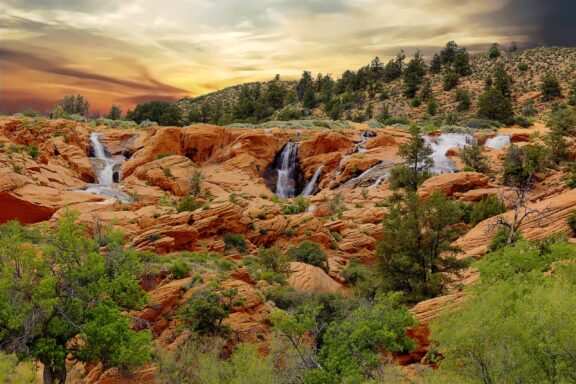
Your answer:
[1,0,574,114]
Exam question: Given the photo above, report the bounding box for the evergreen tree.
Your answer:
[440,41,460,68]
[477,88,514,122]
[376,191,467,303]
[302,87,317,109]
[429,54,442,74]
[390,125,433,191]
[540,73,562,101]
[488,43,501,59]
[453,49,472,76]
[266,80,286,110]
[442,72,459,91]
[427,96,439,116]
[107,104,121,120]
[568,82,576,106]
[455,88,472,111]
[420,80,432,101]
[296,71,313,101]
[493,64,513,98]
[403,51,427,98]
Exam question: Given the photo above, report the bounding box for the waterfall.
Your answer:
[485,135,511,150]
[424,133,472,174]
[90,133,117,186]
[80,133,131,202]
[275,142,299,198]
[301,165,323,196]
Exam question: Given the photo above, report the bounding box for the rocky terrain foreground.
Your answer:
[1,115,575,382]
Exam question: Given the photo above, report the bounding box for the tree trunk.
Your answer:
[43,365,67,384]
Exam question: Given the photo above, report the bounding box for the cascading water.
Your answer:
[424,133,472,174]
[301,165,323,196]
[80,133,131,202]
[90,133,117,185]
[484,135,511,150]
[275,142,299,198]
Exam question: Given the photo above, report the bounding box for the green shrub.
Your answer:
[287,241,329,272]
[176,195,201,213]
[25,146,39,159]
[517,62,529,72]
[223,233,247,253]
[442,72,459,91]
[568,211,576,235]
[281,196,310,214]
[170,261,189,279]
[470,195,506,226]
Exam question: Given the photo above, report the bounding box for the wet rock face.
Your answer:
[263,142,305,197]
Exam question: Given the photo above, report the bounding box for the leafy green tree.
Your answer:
[126,100,181,126]
[389,125,433,191]
[178,287,242,337]
[287,241,328,272]
[470,195,506,226]
[0,214,151,383]
[305,293,416,383]
[54,94,90,116]
[540,73,562,101]
[376,191,467,303]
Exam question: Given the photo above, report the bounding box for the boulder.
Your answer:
[287,262,344,294]
[418,172,490,199]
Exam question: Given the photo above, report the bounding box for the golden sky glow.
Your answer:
[0,0,541,114]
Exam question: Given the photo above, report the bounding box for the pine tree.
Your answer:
[377,191,466,303]
[540,73,562,101]
[429,54,442,74]
[390,125,434,191]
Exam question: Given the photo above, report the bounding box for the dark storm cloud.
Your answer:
[474,0,576,47]
[0,47,187,94]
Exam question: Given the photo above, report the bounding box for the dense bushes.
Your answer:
[287,241,329,272]
[429,239,576,384]
[126,100,181,126]
[470,195,506,226]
